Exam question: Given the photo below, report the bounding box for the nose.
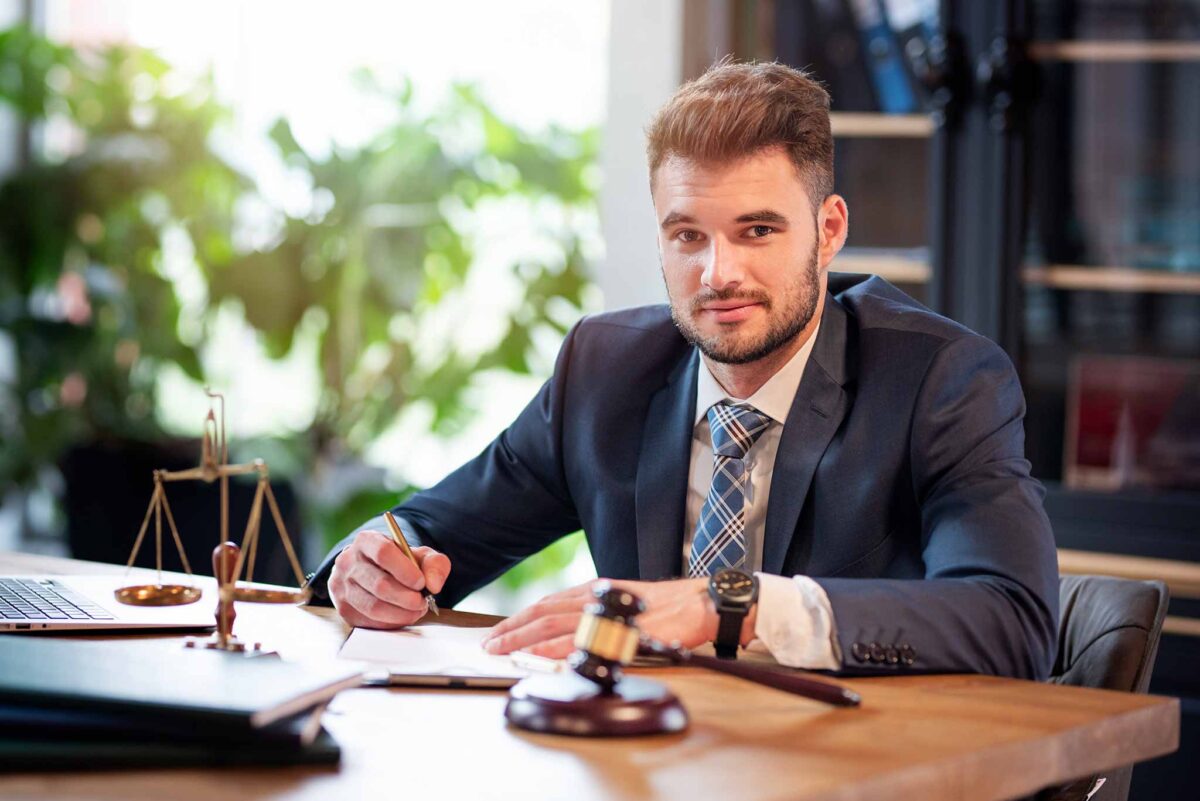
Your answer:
[700,236,745,292]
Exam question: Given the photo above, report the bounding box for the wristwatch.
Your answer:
[708,568,759,659]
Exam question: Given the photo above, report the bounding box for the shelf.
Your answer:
[1059,547,1200,639]
[834,252,931,284]
[1058,548,1200,600]
[1165,617,1200,638]
[1023,265,1200,294]
[829,112,934,139]
[1028,40,1200,63]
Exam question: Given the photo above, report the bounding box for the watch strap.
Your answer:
[714,606,744,659]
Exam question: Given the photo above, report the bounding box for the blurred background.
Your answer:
[0,1,1198,794]
[0,0,617,612]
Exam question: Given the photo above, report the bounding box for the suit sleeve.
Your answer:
[813,334,1060,679]
[305,321,584,608]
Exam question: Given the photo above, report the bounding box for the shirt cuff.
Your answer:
[748,573,842,670]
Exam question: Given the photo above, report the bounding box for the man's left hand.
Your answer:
[482,577,749,659]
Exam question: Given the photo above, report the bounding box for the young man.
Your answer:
[308,62,1059,677]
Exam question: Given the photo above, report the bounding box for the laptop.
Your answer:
[0,575,214,632]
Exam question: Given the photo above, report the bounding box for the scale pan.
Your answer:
[114,584,203,606]
[232,586,310,604]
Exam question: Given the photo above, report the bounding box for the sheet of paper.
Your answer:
[338,624,559,681]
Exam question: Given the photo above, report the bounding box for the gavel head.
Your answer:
[568,582,645,695]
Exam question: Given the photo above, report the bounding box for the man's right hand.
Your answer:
[327,530,451,629]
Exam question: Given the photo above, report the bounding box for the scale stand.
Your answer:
[115,390,311,654]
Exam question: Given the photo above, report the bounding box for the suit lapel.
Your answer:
[762,293,853,575]
[635,350,698,580]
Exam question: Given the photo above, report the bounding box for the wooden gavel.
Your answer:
[573,583,861,707]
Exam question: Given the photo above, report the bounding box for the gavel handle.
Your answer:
[638,641,861,707]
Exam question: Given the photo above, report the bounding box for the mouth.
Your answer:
[699,300,762,324]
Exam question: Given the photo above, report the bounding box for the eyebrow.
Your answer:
[659,209,790,230]
[734,209,789,225]
[660,211,695,229]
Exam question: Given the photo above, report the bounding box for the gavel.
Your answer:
[574,582,860,707]
[505,582,860,737]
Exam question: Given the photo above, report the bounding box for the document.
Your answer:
[338,624,561,688]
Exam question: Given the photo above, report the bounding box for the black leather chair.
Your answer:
[1037,575,1170,801]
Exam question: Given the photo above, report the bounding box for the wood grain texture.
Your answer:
[0,552,1180,801]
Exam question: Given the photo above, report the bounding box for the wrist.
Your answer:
[707,569,759,658]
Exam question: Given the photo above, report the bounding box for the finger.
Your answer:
[342,575,425,627]
[412,546,451,594]
[485,589,592,642]
[484,612,581,655]
[521,635,575,660]
[348,562,430,613]
[357,530,426,590]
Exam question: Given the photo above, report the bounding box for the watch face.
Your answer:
[711,569,756,604]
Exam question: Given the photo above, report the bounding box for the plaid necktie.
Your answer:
[687,402,773,577]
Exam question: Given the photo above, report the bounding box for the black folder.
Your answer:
[0,636,360,769]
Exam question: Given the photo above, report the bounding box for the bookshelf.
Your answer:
[750,3,1200,794]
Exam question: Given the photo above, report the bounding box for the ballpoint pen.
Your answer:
[383,511,440,617]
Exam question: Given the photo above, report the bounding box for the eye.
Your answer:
[673,229,703,243]
[746,225,775,239]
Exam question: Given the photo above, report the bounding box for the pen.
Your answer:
[383,511,440,617]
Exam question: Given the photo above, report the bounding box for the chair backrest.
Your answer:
[1037,574,1170,801]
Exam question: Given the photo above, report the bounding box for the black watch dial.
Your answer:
[710,568,756,605]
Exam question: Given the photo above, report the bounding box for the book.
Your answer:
[0,636,362,736]
[0,726,342,772]
[847,0,919,113]
[0,699,329,747]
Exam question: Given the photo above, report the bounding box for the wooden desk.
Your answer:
[0,552,1179,801]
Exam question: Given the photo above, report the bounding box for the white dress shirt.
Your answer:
[683,326,841,669]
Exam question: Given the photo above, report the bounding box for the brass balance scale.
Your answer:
[115,390,310,653]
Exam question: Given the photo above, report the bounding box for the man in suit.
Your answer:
[307,62,1058,677]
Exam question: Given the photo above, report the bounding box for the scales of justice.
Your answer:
[115,390,310,654]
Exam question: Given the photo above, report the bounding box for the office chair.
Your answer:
[1037,575,1170,801]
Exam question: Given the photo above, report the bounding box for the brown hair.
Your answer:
[645,61,834,208]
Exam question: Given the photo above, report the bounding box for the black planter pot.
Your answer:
[60,438,305,587]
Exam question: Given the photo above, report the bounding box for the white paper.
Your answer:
[338,624,560,681]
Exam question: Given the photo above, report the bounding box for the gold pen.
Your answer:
[383,511,440,617]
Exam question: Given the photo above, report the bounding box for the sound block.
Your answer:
[505,672,688,736]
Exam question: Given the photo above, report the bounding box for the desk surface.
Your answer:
[0,551,1180,801]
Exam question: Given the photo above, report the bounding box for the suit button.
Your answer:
[851,642,870,662]
[868,642,886,664]
[899,644,916,666]
[884,645,900,665]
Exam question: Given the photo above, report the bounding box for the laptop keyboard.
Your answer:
[0,578,115,621]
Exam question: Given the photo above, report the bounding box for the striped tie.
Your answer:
[687,402,772,577]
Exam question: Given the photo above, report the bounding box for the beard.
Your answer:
[668,242,821,365]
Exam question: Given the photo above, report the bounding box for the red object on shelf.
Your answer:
[1065,356,1200,491]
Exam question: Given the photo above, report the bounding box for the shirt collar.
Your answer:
[693,321,822,428]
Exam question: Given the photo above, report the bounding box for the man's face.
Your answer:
[652,148,831,366]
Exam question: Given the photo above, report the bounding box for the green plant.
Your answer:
[212,77,596,454]
[209,76,597,552]
[0,25,246,491]
[0,27,596,583]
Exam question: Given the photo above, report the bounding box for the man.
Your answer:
[308,62,1058,678]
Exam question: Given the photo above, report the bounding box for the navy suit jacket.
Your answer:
[310,274,1059,678]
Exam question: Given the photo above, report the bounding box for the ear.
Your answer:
[816,194,849,269]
